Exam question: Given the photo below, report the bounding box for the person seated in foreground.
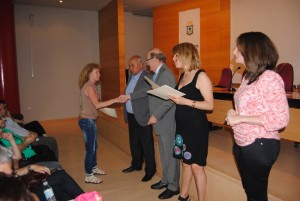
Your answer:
[0,133,84,201]
[0,117,57,166]
[0,176,40,201]
[0,100,59,159]
[13,113,48,137]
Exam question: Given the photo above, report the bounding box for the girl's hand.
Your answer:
[226,109,237,117]
[30,165,51,175]
[226,115,241,126]
[2,132,14,141]
[225,109,241,126]
[114,97,120,103]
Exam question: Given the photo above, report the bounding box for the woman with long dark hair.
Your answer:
[226,32,289,201]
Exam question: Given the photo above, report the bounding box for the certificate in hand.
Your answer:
[147,85,186,100]
[99,107,117,118]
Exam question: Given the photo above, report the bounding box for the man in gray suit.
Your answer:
[146,48,180,199]
[120,55,156,182]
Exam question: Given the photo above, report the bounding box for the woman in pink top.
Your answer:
[226,32,289,201]
[78,63,119,184]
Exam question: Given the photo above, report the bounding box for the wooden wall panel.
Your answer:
[153,0,230,83]
[99,0,125,100]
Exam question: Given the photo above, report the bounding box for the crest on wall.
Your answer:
[186,21,194,35]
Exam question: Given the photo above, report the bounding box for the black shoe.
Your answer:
[151,181,168,190]
[158,189,180,199]
[141,173,155,182]
[122,166,141,173]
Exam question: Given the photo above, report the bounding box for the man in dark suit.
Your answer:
[120,55,156,182]
[146,48,180,199]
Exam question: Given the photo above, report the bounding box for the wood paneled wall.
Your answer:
[153,0,230,84]
[99,0,125,100]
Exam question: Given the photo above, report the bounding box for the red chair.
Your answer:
[276,63,294,92]
[215,68,232,89]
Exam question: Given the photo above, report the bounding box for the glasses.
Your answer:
[145,57,154,62]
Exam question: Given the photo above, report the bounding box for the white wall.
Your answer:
[124,12,153,68]
[14,5,100,121]
[231,0,300,85]
[14,5,154,121]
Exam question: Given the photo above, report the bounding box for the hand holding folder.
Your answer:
[144,76,185,100]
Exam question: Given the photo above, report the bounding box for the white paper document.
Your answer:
[147,85,186,100]
[144,76,159,88]
[99,107,117,118]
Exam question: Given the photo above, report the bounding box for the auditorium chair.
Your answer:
[214,68,232,89]
[276,63,294,92]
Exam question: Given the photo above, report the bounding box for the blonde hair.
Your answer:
[78,63,100,89]
[172,42,201,71]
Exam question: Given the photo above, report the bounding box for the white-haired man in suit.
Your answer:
[120,55,156,182]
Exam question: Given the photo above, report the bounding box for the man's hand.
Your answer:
[148,115,158,125]
[119,94,130,103]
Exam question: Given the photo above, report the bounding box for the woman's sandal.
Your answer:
[92,167,106,175]
[178,195,190,201]
[85,175,103,184]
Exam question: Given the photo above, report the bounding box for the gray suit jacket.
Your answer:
[123,70,152,126]
[148,64,176,135]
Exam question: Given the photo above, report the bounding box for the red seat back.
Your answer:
[276,63,294,92]
[216,68,232,88]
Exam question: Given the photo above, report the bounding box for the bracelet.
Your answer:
[191,101,196,108]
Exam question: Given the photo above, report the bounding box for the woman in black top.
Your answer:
[169,43,214,201]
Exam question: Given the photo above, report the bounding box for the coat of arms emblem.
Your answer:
[186,21,194,35]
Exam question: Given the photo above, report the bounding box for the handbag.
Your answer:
[75,191,103,201]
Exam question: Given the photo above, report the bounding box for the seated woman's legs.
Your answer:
[32,169,84,201]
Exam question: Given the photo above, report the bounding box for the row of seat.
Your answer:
[216,63,295,92]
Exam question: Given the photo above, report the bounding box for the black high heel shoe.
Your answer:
[178,195,189,201]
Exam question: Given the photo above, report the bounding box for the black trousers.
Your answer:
[127,113,156,175]
[32,169,84,201]
[233,138,280,201]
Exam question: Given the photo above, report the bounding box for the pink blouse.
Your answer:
[233,70,289,146]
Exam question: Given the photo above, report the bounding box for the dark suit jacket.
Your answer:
[148,64,176,135]
[123,70,152,126]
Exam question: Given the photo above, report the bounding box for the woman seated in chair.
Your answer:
[0,132,84,201]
